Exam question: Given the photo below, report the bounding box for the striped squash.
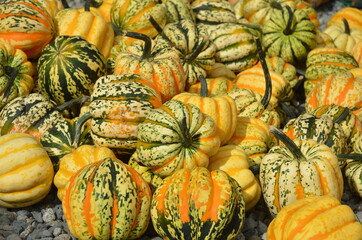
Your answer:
[62,157,152,239]
[40,114,94,170]
[54,145,117,201]
[227,117,278,167]
[153,19,216,87]
[242,0,295,25]
[151,167,245,240]
[208,145,261,211]
[111,0,166,39]
[295,0,319,28]
[0,40,35,110]
[305,71,362,120]
[263,56,299,89]
[0,133,54,208]
[94,0,113,22]
[303,47,359,96]
[282,112,348,155]
[187,77,234,95]
[172,76,237,145]
[37,35,107,105]
[136,99,221,178]
[324,18,362,54]
[260,127,344,217]
[33,0,64,19]
[262,4,317,65]
[326,7,362,31]
[88,74,162,153]
[191,0,237,25]
[163,0,196,23]
[344,135,362,198]
[267,195,362,240]
[206,22,258,73]
[0,0,56,59]
[55,3,115,58]
[114,32,186,102]
[352,40,362,67]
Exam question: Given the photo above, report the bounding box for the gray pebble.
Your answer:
[53,227,62,237]
[257,221,268,234]
[53,205,63,219]
[31,211,42,223]
[6,233,21,240]
[39,229,52,238]
[12,220,28,234]
[42,208,56,223]
[0,226,13,231]
[0,230,13,238]
[0,208,7,214]
[19,225,34,239]
[54,233,72,240]
[243,217,258,231]
[26,228,41,240]
[0,215,10,225]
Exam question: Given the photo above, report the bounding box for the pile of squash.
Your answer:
[1,0,362,239]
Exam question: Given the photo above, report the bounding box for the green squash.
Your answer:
[163,0,196,23]
[191,0,237,25]
[37,35,107,105]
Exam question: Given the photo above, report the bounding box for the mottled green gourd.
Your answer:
[37,35,107,105]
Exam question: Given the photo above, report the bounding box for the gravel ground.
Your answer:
[1,1,361,240]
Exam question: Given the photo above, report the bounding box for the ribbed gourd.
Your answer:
[260,127,344,217]
[37,35,107,105]
[136,99,221,178]
[0,133,54,208]
[0,40,35,110]
[0,0,56,59]
[113,31,186,102]
[87,74,163,155]
[151,167,245,240]
[62,157,152,240]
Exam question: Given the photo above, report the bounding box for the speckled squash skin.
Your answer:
[154,19,216,87]
[305,71,362,121]
[0,40,35,110]
[303,47,358,96]
[191,0,237,25]
[0,133,54,208]
[111,0,166,39]
[267,195,362,240]
[282,113,349,155]
[114,35,186,102]
[151,167,245,240]
[33,0,64,19]
[0,0,56,59]
[55,5,115,58]
[326,7,362,31]
[163,0,196,23]
[187,77,234,95]
[54,145,117,201]
[260,130,344,217]
[351,40,362,67]
[208,145,261,211]
[136,99,221,178]
[89,74,162,152]
[227,117,278,167]
[344,135,362,198]
[206,22,258,73]
[62,158,152,240]
[37,35,107,105]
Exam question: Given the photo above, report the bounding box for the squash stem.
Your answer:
[283,6,294,36]
[180,116,192,148]
[342,18,351,35]
[2,66,18,103]
[199,75,208,97]
[269,126,307,161]
[185,39,207,63]
[147,14,175,48]
[73,112,92,148]
[256,38,272,109]
[84,0,91,11]
[61,0,69,8]
[54,96,91,112]
[279,101,297,119]
[337,153,362,161]
[334,107,350,124]
[123,31,152,59]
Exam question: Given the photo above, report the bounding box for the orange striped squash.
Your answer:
[53,145,117,201]
[187,77,234,95]
[55,4,115,58]
[227,116,278,167]
[305,71,362,120]
[150,167,245,239]
[0,0,56,59]
[352,41,362,68]
[267,196,362,239]
[62,157,152,239]
[326,7,362,31]
[95,0,113,22]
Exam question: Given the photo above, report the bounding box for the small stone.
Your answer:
[261,232,267,240]
[26,228,41,240]
[53,205,63,219]
[257,221,268,234]
[19,225,34,239]
[31,211,43,223]
[243,218,258,231]
[42,208,56,223]
[6,234,21,240]
[12,220,28,234]
[0,207,7,214]
[4,212,16,222]
[40,229,53,238]
[0,215,10,225]
[54,233,72,240]
[53,227,63,237]
[356,211,362,222]
[0,225,13,231]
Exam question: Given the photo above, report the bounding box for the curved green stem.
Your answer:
[279,101,297,119]
[2,66,18,103]
[199,75,208,97]
[180,116,192,148]
[270,126,307,161]
[147,14,174,48]
[337,153,362,161]
[342,18,351,35]
[54,96,91,112]
[123,31,153,59]
[270,1,283,10]
[185,39,207,63]
[256,38,272,109]
[334,107,350,124]
[84,0,91,11]
[283,5,294,35]
[73,112,93,148]
[61,0,69,8]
